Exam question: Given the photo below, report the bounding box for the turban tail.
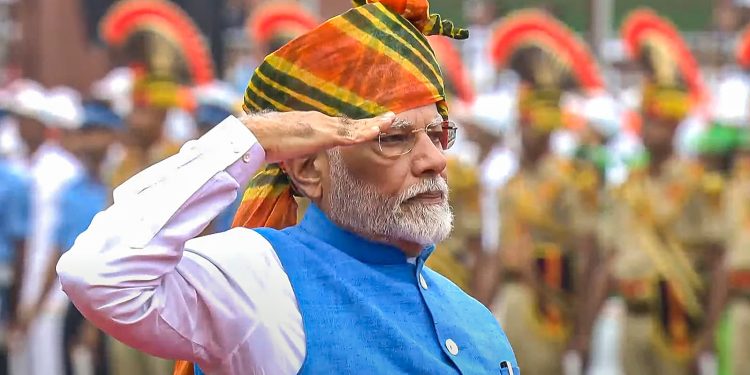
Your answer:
[231,164,298,229]
[233,0,467,232]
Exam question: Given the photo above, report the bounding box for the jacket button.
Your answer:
[419,273,428,290]
[445,339,459,355]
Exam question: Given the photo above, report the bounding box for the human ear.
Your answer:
[283,152,327,201]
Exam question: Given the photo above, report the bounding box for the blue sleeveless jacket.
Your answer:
[198,205,518,374]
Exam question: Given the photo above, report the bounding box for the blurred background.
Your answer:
[2,0,750,374]
[3,0,748,89]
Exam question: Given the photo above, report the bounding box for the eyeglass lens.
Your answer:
[378,120,457,157]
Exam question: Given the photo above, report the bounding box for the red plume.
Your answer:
[621,8,707,109]
[247,2,319,45]
[488,9,604,93]
[428,36,476,104]
[736,24,750,69]
[99,0,215,85]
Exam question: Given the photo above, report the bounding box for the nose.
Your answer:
[409,131,447,178]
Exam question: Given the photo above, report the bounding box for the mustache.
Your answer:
[397,177,449,203]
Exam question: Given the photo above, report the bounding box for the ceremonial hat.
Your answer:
[428,35,476,106]
[713,20,750,152]
[7,79,48,122]
[42,86,84,130]
[734,21,750,73]
[488,10,603,132]
[247,1,320,54]
[694,124,740,156]
[621,8,707,123]
[581,94,621,138]
[91,67,135,117]
[99,0,216,110]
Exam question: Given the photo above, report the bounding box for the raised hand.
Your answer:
[240,111,395,162]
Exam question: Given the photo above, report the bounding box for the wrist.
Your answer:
[238,113,272,151]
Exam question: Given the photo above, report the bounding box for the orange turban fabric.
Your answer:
[232,0,467,230]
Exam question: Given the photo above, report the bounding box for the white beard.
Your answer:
[325,149,453,246]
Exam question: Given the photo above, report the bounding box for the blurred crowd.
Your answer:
[0,57,243,375]
[1,0,750,375]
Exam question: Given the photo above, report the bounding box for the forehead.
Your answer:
[392,104,441,128]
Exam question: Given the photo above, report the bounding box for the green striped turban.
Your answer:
[233,0,468,230]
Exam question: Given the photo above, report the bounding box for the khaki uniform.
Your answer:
[428,157,482,292]
[491,155,601,375]
[723,165,750,375]
[109,141,182,189]
[609,158,719,374]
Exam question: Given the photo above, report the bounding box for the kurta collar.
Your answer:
[299,204,435,265]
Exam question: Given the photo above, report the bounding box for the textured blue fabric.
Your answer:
[254,204,519,374]
[196,104,233,132]
[0,161,29,264]
[55,174,108,253]
[212,193,242,233]
[82,102,123,130]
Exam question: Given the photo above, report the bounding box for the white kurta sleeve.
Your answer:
[56,116,304,374]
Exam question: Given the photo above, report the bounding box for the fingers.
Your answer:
[373,112,396,132]
[248,110,398,162]
[336,112,395,145]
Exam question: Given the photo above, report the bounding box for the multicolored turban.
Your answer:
[231,0,468,231]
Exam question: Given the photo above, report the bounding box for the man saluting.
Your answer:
[56,1,518,374]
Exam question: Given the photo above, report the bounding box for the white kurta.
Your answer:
[58,118,306,375]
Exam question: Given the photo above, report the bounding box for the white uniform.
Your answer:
[479,145,516,253]
[11,142,81,375]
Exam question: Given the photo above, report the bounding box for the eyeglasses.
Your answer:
[377,119,458,157]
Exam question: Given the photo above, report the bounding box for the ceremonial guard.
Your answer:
[478,10,606,374]
[723,125,750,375]
[718,27,750,375]
[7,82,83,375]
[99,0,216,189]
[609,9,724,374]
